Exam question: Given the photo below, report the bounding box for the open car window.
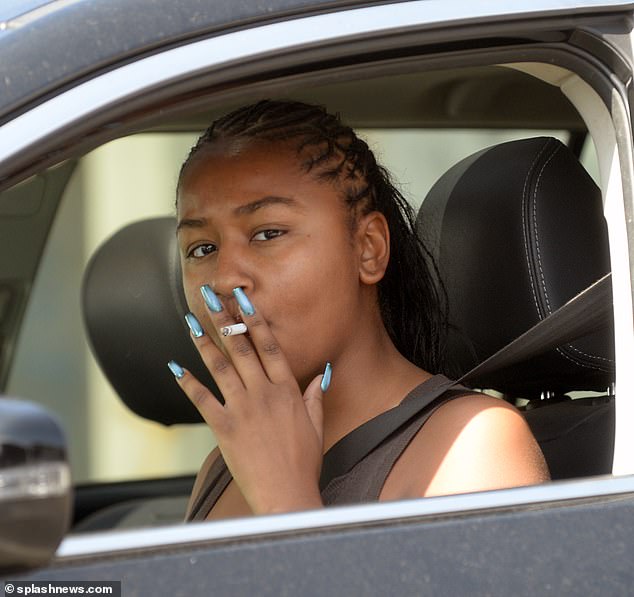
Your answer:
[6,123,595,488]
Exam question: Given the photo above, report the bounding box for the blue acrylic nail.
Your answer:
[233,287,255,316]
[184,313,204,338]
[320,362,332,393]
[168,360,185,379]
[201,285,223,312]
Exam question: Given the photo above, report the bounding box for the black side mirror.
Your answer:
[0,398,72,574]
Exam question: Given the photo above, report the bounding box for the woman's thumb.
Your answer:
[303,362,331,446]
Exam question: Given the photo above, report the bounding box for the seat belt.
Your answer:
[459,272,612,382]
[319,273,612,490]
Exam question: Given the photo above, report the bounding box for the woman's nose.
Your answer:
[209,245,253,299]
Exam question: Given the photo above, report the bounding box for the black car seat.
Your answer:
[416,136,615,479]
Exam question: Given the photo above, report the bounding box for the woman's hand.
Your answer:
[168,285,331,515]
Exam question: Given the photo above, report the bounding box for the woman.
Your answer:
[167,100,549,521]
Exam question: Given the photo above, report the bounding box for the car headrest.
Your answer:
[416,137,614,397]
[82,217,210,425]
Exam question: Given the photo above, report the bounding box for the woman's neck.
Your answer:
[320,319,432,452]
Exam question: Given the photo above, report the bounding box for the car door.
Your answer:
[2,1,634,594]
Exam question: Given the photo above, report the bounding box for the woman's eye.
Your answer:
[188,244,216,258]
[252,229,285,242]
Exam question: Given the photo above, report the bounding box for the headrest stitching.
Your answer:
[524,141,613,373]
[531,142,562,316]
[521,140,552,321]
[557,343,613,372]
[565,344,614,364]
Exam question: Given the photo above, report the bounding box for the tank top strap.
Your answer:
[186,453,232,522]
[321,381,474,505]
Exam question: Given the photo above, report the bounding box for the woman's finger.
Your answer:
[167,360,224,427]
[200,285,278,386]
[201,285,263,383]
[231,287,295,385]
[183,311,247,402]
[302,367,330,449]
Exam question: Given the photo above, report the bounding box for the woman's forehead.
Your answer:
[177,142,342,217]
[181,139,303,185]
[178,141,331,193]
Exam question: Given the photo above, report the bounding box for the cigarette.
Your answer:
[220,323,248,337]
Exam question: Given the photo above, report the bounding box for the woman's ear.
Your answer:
[356,211,390,285]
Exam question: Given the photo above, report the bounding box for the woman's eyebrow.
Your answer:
[233,195,303,216]
[176,217,206,232]
[177,196,303,232]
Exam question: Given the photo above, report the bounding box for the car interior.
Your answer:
[0,60,618,533]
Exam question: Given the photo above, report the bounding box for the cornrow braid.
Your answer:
[178,100,448,373]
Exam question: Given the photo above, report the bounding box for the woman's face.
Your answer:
[176,140,370,387]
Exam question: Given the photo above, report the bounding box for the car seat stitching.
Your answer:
[521,140,551,319]
[531,142,561,316]
[556,345,611,371]
[565,344,614,363]
[559,343,613,368]
[529,143,613,371]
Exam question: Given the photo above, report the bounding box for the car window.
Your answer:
[6,126,593,485]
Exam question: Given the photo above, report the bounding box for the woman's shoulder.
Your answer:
[382,391,550,500]
[430,390,521,424]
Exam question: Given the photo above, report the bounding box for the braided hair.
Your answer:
[177,100,447,373]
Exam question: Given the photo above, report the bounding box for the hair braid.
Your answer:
[178,100,447,373]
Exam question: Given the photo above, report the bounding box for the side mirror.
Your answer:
[0,398,72,574]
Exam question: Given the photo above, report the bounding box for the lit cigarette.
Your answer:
[220,323,248,337]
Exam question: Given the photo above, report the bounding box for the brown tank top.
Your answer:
[186,374,472,521]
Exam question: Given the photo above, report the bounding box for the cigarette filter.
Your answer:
[220,323,248,337]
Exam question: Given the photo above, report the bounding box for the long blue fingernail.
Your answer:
[168,360,185,379]
[184,313,204,338]
[320,362,332,393]
[201,285,223,312]
[233,287,255,316]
